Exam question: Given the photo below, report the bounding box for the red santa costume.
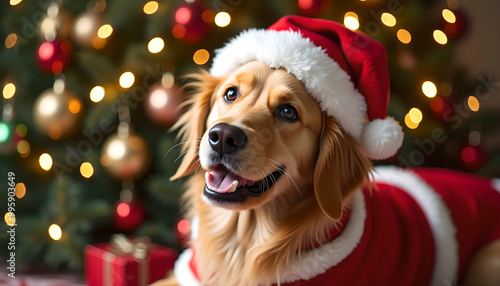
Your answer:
[173,16,500,286]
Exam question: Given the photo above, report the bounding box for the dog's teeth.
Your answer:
[228,180,238,193]
[205,172,209,182]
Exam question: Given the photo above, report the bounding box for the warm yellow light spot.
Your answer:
[422,81,437,98]
[148,37,165,54]
[68,99,81,114]
[92,37,106,49]
[468,96,480,112]
[16,124,27,137]
[433,30,448,45]
[39,153,53,171]
[214,12,231,27]
[97,24,113,39]
[442,9,456,23]
[119,72,135,88]
[48,224,62,240]
[381,12,396,27]
[10,0,22,5]
[15,183,26,199]
[5,33,17,49]
[17,140,30,157]
[408,108,423,123]
[3,83,16,99]
[404,114,419,129]
[80,162,94,178]
[397,29,412,44]
[143,1,159,15]
[90,86,105,102]
[5,212,15,227]
[344,12,359,30]
[193,49,210,65]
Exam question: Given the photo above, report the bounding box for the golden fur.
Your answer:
[166,62,372,286]
[151,61,500,286]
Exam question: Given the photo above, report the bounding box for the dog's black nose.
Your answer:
[208,123,247,156]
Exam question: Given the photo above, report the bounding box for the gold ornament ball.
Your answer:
[100,132,152,181]
[38,4,74,41]
[32,87,83,140]
[144,83,183,127]
[71,10,105,48]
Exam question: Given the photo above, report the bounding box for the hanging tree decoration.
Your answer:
[113,186,145,232]
[100,99,151,181]
[38,1,74,41]
[144,72,184,127]
[36,39,73,74]
[32,77,83,140]
[71,0,107,49]
[171,0,209,44]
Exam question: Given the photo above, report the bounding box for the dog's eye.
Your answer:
[278,105,299,122]
[223,87,239,102]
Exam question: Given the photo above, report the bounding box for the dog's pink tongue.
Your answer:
[207,166,239,193]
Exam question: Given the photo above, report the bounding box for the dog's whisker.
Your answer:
[265,158,302,198]
[162,139,201,163]
[173,146,199,163]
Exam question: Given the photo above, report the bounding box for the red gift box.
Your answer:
[85,234,178,286]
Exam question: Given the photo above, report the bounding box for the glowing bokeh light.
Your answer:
[119,72,135,89]
[90,86,105,102]
[49,224,62,240]
[148,37,165,54]
[143,1,159,14]
[214,12,231,27]
[193,49,210,65]
[381,13,396,27]
[175,7,191,24]
[344,12,359,30]
[433,30,448,45]
[15,183,26,199]
[117,203,130,217]
[39,153,53,171]
[422,81,437,98]
[397,29,411,44]
[442,9,456,23]
[97,24,113,39]
[80,162,94,178]
[468,96,479,112]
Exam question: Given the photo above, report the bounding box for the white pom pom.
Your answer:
[361,117,404,160]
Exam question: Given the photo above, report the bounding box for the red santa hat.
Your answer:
[210,15,403,160]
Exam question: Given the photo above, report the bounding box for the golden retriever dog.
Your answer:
[153,16,500,286]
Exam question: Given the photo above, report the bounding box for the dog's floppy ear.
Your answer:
[170,71,220,180]
[314,115,372,220]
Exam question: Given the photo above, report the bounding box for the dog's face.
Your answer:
[173,61,371,220]
[199,61,323,210]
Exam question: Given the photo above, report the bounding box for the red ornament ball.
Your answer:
[297,0,330,16]
[114,198,145,232]
[37,39,72,74]
[172,2,209,44]
[144,83,183,127]
[460,145,486,171]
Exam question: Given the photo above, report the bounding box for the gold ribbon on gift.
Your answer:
[103,234,151,286]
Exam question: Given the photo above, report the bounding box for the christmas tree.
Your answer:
[1,0,499,273]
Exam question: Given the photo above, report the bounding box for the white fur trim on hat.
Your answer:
[361,117,404,160]
[210,29,368,140]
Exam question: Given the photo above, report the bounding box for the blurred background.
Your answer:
[0,0,499,282]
